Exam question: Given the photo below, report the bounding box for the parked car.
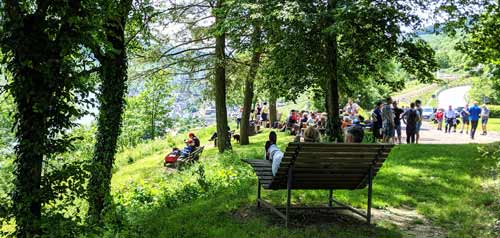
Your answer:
[421,106,434,120]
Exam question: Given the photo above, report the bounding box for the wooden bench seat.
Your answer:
[243,142,394,227]
[176,146,204,169]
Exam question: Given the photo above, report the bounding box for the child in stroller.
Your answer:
[163,139,195,166]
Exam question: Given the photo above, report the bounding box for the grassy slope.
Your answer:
[486,118,500,133]
[108,129,498,238]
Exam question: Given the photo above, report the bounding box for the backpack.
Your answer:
[371,111,378,122]
[407,109,417,125]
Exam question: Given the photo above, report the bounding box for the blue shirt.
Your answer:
[469,105,481,121]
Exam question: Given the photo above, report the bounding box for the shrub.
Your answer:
[486,104,500,118]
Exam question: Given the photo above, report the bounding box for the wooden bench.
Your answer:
[243,142,394,227]
[176,146,204,169]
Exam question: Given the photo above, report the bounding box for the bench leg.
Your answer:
[257,180,261,208]
[286,186,291,228]
[367,166,373,224]
[286,168,293,228]
[328,189,333,207]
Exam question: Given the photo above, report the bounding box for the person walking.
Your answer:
[392,101,404,144]
[460,104,470,134]
[469,102,481,139]
[415,100,423,143]
[382,97,395,143]
[481,104,490,135]
[435,109,444,131]
[444,105,455,133]
[403,102,418,144]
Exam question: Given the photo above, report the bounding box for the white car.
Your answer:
[421,106,434,120]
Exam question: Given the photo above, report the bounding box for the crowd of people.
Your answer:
[434,102,490,139]
[369,97,423,144]
[236,102,273,130]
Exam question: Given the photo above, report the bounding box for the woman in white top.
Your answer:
[264,132,284,176]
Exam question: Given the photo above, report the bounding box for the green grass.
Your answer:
[105,129,499,238]
[485,118,500,133]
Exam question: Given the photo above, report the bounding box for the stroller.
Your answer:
[164,148,182,167]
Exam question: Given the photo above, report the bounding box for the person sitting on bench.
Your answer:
[263,132,284,176]
[304,123,321,142]
[345,125,364,143]
[180,139,195,157]
[188,132,200,147]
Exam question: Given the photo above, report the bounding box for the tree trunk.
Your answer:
[240,24,262,145]
[214,0,232,152]
[10,13,59,238]
[269,95,277,127]
[325,0,343,142]
[87,0,132,223]
[13,75,45,237]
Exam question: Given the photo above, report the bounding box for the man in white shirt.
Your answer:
[344,98,359,117]
[444,105,456,133]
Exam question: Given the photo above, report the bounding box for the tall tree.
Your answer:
[213,0,232,152]
[86,0,134,223]
[240,23,262,145]
[0,1,96,236]
[264,0,437,141]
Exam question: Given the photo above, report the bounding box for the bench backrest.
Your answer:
[189,146,204,159]
[263,143,393,190]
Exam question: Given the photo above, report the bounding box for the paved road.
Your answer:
[437,85,471,109]
[417,121,499,144]
[410,85,498,144]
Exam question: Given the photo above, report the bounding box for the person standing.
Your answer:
[392,101,404,144]
[403,102,418,144]
[435,109,444,131]
[460,104,470,134]
[469,102,481,139]
[371,102,383,142]
[256,103,262,125]
[444,105,455,133]
[481,104,490,135]
[382,97,395,143]
[236,107,243,129]
[261,102,269,127]
[415,100,423,143]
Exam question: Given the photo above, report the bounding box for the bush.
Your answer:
[486,104,500,118]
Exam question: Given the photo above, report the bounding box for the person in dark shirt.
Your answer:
[371,101,383,142]
[188,132,200,147]
[392,101,404,144]
[403,102,418,144]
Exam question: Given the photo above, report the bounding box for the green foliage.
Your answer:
[485,105,500,118]
[420,33,473,73]
[120,71,174,148]
[0,92,14,156]
[469,77,500,105]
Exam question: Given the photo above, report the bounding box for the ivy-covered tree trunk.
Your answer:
[269,95,277,127]
[325,0,343,142]
[214,0,232,152]
[240,24,262,145]
[12,70,46,238]
[87,0,132,223]
[2,2,85,236]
